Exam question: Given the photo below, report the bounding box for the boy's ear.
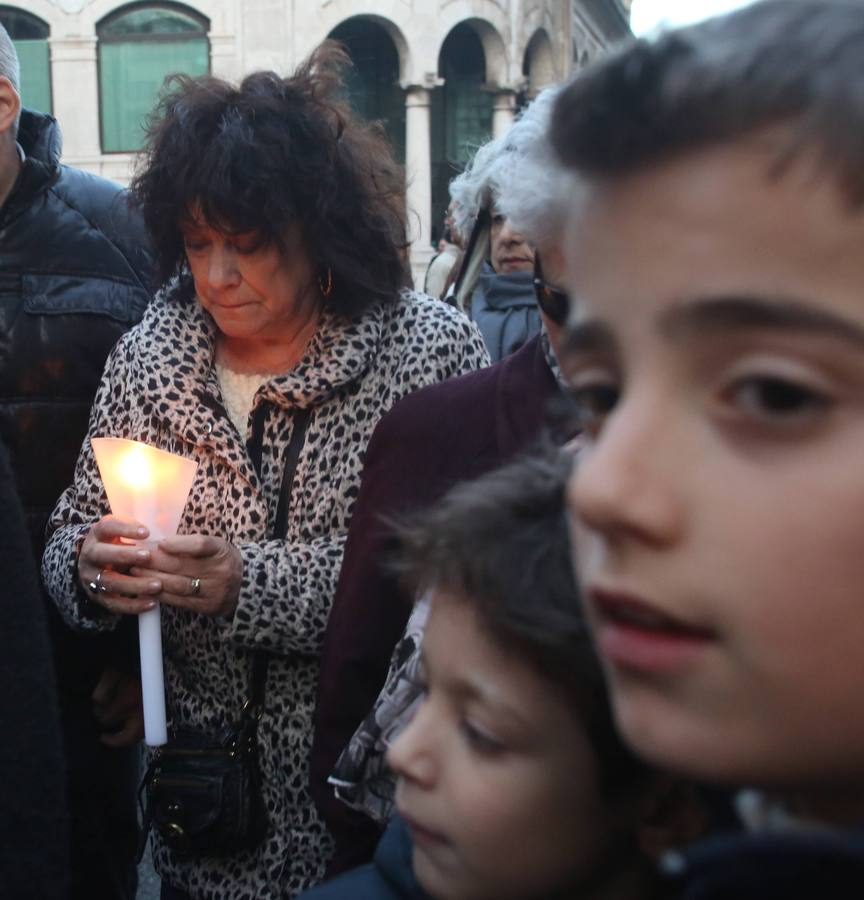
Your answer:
[0,77,21,138]
[635,778,709,860]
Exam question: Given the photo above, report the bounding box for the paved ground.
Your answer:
[137,839,160,899]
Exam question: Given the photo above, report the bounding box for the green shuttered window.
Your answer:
[0,8,52,114]
[98,5,209,153]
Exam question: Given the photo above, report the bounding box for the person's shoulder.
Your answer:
[672,827,864,900]
[111,286,178,348]
[52,165,126,214]
[381,290,487,368]
[52,166,150,245]
[386,288,472,333]
[372,353,502,446]
[299,817,422,900]
[55,163,121,192]
[297,862,399,900]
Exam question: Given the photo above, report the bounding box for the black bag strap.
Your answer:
[247,405,313,714]
[274,406,312,541]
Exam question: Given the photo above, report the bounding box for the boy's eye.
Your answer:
[183,237,208,253]
[569,383,620,435]
[726,376,830,422]
[460,720,505,756]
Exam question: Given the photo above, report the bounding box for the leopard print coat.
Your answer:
[42,285,489,898]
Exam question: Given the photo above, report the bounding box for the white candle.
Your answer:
[138,605,168,746]
[91,438,198,747]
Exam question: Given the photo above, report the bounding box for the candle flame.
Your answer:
[117,444,154,489]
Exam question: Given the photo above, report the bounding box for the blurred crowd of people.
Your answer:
[3,2,864,899]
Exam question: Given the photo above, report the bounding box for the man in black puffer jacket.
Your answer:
[0,29,155,900]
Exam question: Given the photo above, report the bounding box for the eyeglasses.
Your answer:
[532,254,569,326]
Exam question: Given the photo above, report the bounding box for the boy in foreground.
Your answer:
[303,454,704,900]
[553,0,864,894]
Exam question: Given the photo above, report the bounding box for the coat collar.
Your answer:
[376,817,431,898]
[140,287,386,454]
[1,110,61,225]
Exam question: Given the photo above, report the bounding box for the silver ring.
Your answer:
[189,577,201,596]
[96,568,108,594]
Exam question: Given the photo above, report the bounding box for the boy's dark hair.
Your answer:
[130,41,408,315]
[551,0,864,207]
[396,451,650,795]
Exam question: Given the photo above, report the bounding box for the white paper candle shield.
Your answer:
[91,437,198,746]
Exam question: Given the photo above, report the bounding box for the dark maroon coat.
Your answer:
[311,333,560,874]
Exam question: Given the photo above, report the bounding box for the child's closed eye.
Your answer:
[460,719,506,755]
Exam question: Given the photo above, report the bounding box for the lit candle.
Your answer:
[91,438,198,746]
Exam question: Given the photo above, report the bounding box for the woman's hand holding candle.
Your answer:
[77,515,163,614]
[130,534,244,619]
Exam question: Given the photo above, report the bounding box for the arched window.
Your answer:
[330,18,405,163]
[431,23,492,245]
[0,7,51,114]
[523,30,556,99]
[97,3,209,153]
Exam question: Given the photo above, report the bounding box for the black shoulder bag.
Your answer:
[137,405,312,860]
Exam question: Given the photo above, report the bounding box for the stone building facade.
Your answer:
[3,0,629,278]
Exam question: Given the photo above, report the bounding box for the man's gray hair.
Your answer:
[0,23,20,93]
[448,85,569,250]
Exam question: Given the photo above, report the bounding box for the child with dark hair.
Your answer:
[301,454,704,900]
[551,1,864,896]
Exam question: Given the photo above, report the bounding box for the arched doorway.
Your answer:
[431,22,493,245]
[0,6,51,113]
[330,17,405,163]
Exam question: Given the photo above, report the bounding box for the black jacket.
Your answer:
[0,109,154,558]
[665,827,864,899]
[0,109,155,898]
[0,439,67,900]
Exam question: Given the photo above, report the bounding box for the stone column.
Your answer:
[209,34,239,81]
[492,89,517,138]
[49,37,102,168]
[404,84,434,288]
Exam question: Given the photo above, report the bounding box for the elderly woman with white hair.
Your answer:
[444,87,568,361]
[310,83,575,875]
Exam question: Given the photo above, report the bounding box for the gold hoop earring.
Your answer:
[318,267,333,298]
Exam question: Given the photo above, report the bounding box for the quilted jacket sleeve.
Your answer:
[225,533,348,656]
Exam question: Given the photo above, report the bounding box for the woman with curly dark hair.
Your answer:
[42,43,488,900]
